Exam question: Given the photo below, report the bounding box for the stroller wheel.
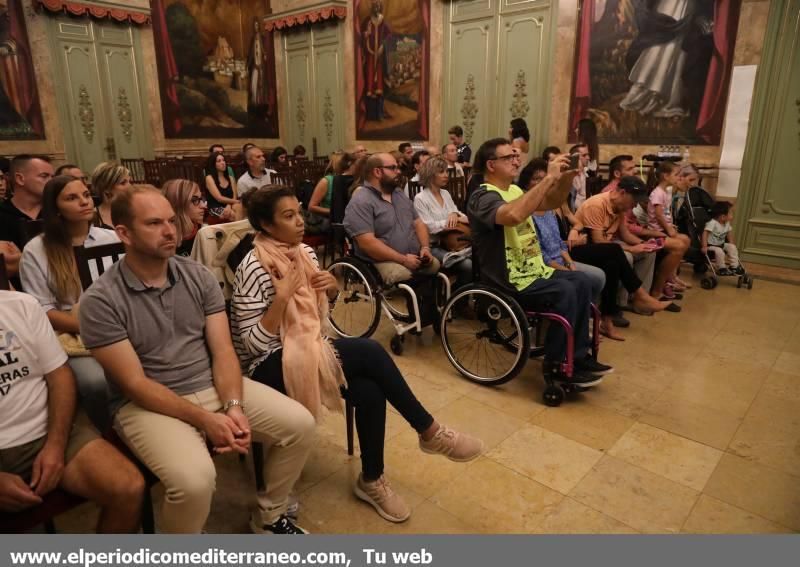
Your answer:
[543,384,565,407]
[701,277,715,290]
[737,276,743,288]
[711,278,719,289]
[747,276,754,290]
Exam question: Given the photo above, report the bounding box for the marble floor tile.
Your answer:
[704,453,800,531]
[681,495,791,534]
[640,395,742,450]
[431,457,563,533]
[530,402,635,451]
[570,455,700,534]
[533,497,639,534]
[607,423,723,491]
[487,425,603,494]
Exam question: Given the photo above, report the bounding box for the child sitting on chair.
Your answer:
[702,201,743,275]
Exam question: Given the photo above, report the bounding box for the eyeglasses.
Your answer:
[490,154,521,163]
[379,165,400,171]
[190,196,207,206]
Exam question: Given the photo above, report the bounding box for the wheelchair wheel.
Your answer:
[440,286,530,386]
[327,259,381,338]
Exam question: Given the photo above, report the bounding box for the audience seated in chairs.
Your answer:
[19,176,119,430]
[77,185,316,534]
[343,153,439,286]
[230,185,484,524]
[270,146,289,165]
[308,152,360,233]
[163,179,208,257]
[91,162,132,230]
[204,152,239,225]
[54,164,86,183]
[441,143,465,178]
[448,125,472,165]
[0,155,53,250]
[0,290,144,532]
[413,156,473,291]
[536,176,672,341]
[467,138,612,386]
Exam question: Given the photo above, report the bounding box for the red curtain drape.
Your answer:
[150,0,182,136]
[696,0,741,144]
[569,0,595,140]
[417,0,429,139]
[264,28,278,135]
[4,0,44,137]
[354,0,366,133]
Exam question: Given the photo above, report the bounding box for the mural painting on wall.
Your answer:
[0,0,45,140]
[354,0,430,140]
[150,0,278,139]
[570,0,742,145]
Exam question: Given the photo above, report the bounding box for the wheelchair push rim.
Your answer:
[327,261,381,338]
[440,287,530,386]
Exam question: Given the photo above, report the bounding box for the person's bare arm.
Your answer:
[205,311,250,453]
[653,205,677,237]
[0,241,20,277]
[494,156,576,226]
[205,175,238,205]
[47,310,80,334]
[30,363,77,497]
[309,178,331,216]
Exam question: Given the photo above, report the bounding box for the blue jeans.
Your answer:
[515,270,593,362]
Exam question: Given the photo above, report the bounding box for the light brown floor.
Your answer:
[58,271,800,534]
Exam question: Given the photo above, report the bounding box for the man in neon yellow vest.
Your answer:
[467,138,612,385]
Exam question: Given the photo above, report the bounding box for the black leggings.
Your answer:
[569,243,642,316]
[251,338,434,481]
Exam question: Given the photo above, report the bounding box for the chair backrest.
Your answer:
[447,175,467,211]
[0,254,9,291]
[73,242,126,291]
[121,158,146,184]
[407,180,423,200]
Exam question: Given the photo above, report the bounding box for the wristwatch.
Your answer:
[223,399,245,413]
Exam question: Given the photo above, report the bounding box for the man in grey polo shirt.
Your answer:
[343,153,439,285]
[237,146,277,197]
[79,186,315,534]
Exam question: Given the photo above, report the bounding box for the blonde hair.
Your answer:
[161,179,199,241]
[91,161,130,203]
[418,156,448,189]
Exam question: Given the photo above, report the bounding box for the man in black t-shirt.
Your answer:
[0,155,53,249]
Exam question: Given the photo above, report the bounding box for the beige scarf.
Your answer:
[253,234,345,419]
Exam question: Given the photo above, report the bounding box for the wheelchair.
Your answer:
[326,251,451,355]
[438,280,601,408]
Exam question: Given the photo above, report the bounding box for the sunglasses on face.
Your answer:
[190,196,207,206]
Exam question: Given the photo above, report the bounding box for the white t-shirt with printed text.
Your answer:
[0,291,68,449]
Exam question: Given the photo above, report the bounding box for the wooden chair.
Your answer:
[447,175,467,212]
[142,160,161,186]
[121,158,146,184]
[73,242,126,291]
[407,179,423,200]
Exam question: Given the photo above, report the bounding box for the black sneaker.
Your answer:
[560,370,604,387]
[575,356,614,375]
[612,314,630,328]
[250,514,309,534]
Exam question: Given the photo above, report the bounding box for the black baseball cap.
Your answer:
[618,175,649,203]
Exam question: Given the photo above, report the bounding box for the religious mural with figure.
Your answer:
[570,0,742,145]
[354,0,430,140]
[0,0,44,140]
[150,0,278,139]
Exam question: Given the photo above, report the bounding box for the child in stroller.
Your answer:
[700,201,753,289]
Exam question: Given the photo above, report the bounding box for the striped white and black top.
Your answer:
[231,244,319,374]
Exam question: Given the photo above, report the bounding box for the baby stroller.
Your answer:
[681,187,753,290]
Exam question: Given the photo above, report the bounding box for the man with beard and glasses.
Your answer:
[78,186,315,534]
[343,153,439,285]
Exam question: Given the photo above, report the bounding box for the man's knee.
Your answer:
[165,461,216,504]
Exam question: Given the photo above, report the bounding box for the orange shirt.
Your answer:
[575,192,620,242]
